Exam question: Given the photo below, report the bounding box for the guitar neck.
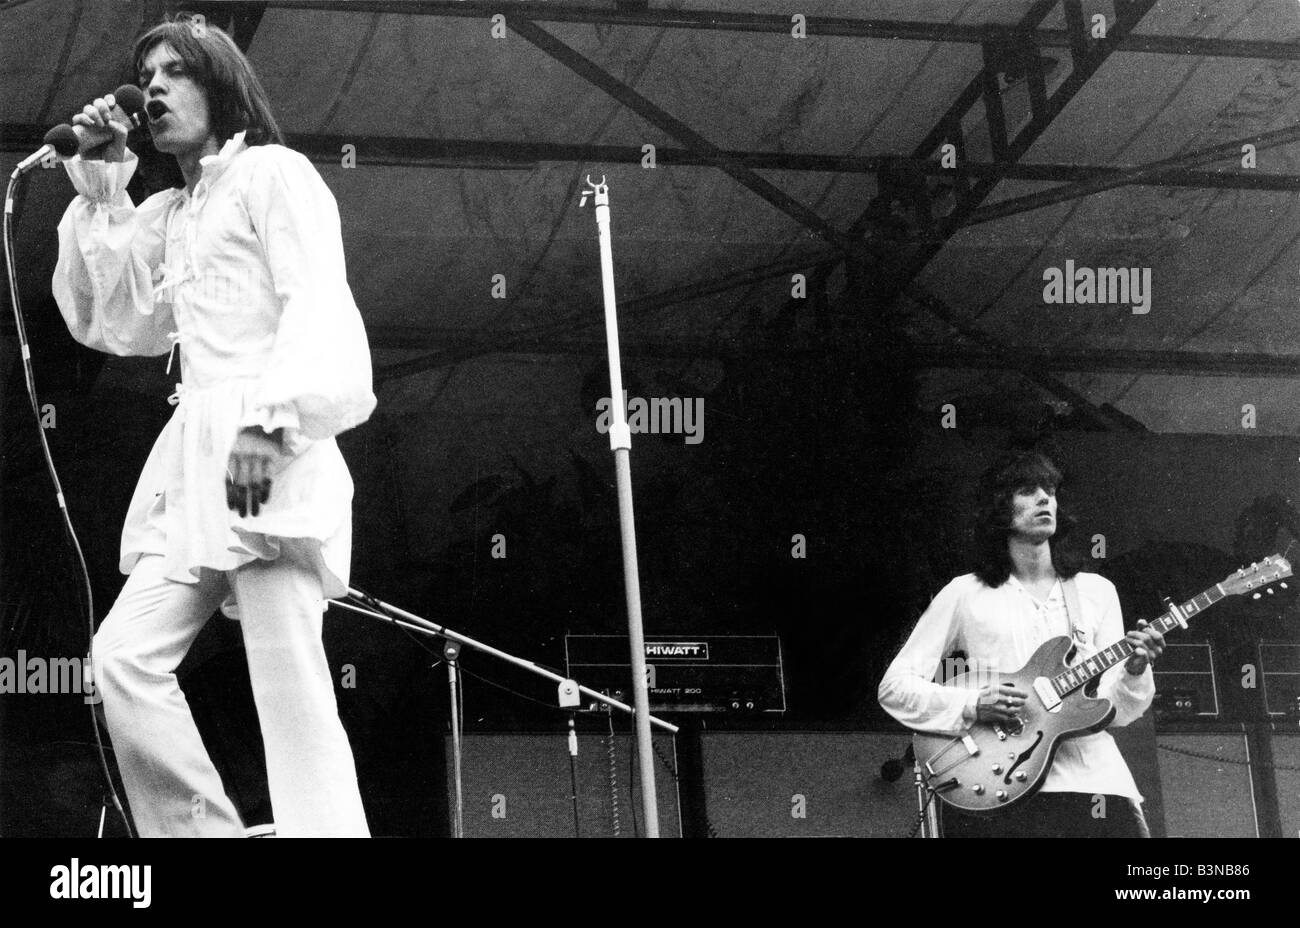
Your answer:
[1051,582,1227,696]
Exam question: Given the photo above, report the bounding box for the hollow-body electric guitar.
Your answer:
[912,555,1292,813]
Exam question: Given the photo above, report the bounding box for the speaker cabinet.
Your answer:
[699,732,917,837]
[1110,711,1165,837]
[1152,642,1219,718]
[1271,733,1300,838]
[446,732,682,837]
[1156,733,1259,837]
[1260,643,1300,717]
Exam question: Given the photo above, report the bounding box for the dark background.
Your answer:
[3,337,1296,833]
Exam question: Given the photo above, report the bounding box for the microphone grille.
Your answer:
[42,124,79,158]
[112,84,146,121]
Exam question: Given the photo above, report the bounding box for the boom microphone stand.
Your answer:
[443,639,464,838]
[330,588,678,838]
[884,744,944,837]
[915,750,943,838]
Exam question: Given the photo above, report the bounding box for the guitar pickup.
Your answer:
[961,734,979,756]
[1033,676,1061,710]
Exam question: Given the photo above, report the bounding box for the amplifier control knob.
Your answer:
[991,764,1003,774]
[971,785,985,795]
[995,790,1008,802]
[1014,771,1028,782]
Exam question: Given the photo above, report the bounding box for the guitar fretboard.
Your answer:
[1049,583,1227,697]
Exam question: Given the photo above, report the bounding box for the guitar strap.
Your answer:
[1060,576,1085,647]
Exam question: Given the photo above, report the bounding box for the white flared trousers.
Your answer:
[92,544,369,837]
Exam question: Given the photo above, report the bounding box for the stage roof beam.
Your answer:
[914,345,1300,378]
[841,1,1158,329]
[4,126,1293,191]
[963,122,1300,225]
[368,330,1300,379]
[905,285,1143,431]
[372,253,841,383]
[506,16,856,253]
[257,2,1300,62]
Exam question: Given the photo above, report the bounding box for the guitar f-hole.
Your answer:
[1003,731,1044,785]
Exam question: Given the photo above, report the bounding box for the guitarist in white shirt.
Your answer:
[878,450,1165,837]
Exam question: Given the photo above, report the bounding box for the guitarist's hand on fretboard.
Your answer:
[1122,618,1166,675]
[975,682,1029,723]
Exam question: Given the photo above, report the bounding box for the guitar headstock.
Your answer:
[1221,553,1293,598]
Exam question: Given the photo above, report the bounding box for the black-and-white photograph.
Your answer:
[0,0,1296,878]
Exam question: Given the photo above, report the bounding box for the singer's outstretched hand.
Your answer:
[226,427,286,518]
[71,94,129,162]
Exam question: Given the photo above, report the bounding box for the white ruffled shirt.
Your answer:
[878,572,1155,801]
[52,132,376,615]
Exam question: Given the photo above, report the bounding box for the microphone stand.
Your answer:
[330,588,679,838]
[578,175,660,837]
[915,752,943,838]
[443,639,464,839]
[884,744,943,838]
[5,153,134,837]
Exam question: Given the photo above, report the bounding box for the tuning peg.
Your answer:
[1253,592,1262,600]
[1282,582,1289,590]
[1267,588,1275,595]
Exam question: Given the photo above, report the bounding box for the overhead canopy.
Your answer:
[6,1,1300,432]
[4,1,1300,555]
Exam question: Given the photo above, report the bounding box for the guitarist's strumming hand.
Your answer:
[976,683,1028,723]
[1123,618,1165,675]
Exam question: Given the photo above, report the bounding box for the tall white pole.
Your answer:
[585,176,659,836]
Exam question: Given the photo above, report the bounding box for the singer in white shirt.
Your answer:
[878,450,1164,837]
[51,14,373,836]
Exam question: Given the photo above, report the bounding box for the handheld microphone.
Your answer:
[62,84,147,155]
[12,85,146,177]
[880,743,916,782]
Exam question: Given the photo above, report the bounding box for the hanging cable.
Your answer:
[627,717,639,838]
[605,710,620,837]
[567,714,581,838]
[3,169,133,837]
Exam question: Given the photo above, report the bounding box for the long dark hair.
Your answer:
[972,449,1083,587]
[132,12,284,147]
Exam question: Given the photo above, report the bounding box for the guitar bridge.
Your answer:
[923,733,981,778]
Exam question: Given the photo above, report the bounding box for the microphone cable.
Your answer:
[4,165,134,838]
